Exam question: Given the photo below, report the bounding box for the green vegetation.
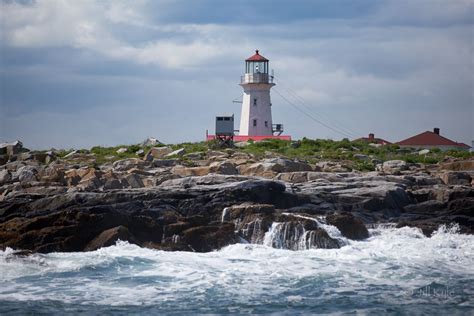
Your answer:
[58,138,472,165]
[89,145,153,164]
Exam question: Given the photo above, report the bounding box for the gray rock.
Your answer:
[239,158,312,177]
[209,161,238,175]
[144,146,173,161]
[85,226,132,251]
[315,161,351,173]
[116,147,128,154]
[184,152,205,160]
[113,158,146,172]
[165,148,186,158]
[440,172,471,186]
[0,140,25,156]
[326,213,369,240]
[14,166,38,183]
[377,160,408,174]
[125,173,144,188]
[142,137,161,147]
[0,169,12,185]
[153,159,178,168]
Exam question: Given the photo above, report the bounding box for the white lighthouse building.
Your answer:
[239,50,276,136]
[208,50,289,143]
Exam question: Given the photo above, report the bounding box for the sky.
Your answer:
[0,0,473,149]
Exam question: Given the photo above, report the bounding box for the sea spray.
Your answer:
[263,221,340,250]
[0,227,472,314]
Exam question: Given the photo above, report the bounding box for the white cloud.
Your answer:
[0,0,235,68]
[1,0,472,146]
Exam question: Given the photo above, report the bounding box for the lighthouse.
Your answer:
[208,50,289,144]
[239,50,275,136]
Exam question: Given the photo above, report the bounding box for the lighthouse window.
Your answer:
[224,117,230,121]
[253,119,257,127]
[253,98,257,106]
[265,121,268,127]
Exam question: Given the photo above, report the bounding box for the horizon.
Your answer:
[1,0,473,149]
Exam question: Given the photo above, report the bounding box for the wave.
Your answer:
[0,225,473,313]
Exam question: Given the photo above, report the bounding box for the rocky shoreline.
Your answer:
[0,143,473,253]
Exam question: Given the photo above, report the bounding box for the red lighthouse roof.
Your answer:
[246,50,269,62]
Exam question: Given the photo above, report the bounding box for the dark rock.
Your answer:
[264,218,340,250]
[152,159,178,168]
[403,200,447,214]
[0,169,12,185]
[113,158,147,172]
[14,166,39,183]
[440,172,471,186]
[85,226,132,251]
[124,173,144,188]
[181,223,238,252]
[326,213,369,240]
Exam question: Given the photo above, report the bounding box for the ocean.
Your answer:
[1,225,473,314]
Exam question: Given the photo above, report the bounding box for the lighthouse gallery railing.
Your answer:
[241,73,274,84]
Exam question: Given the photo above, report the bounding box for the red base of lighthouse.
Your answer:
[206,135,291,142]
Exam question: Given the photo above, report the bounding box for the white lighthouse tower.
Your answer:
[239,50,278,137]
[208,50,289,143]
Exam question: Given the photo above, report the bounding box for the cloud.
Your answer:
[0,0,472,148]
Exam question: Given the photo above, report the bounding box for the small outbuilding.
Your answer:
[397,128,470,151]
[355,133,391,145]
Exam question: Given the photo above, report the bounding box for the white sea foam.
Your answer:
[0,226,473,312]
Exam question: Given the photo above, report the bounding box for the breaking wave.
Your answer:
[0,225,473,314]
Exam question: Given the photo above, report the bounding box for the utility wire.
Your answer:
[273,88,354,139]
[274,77,364,139]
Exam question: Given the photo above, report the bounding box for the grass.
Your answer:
[57,138,472,166]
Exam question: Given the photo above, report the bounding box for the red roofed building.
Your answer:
[397,128,470,151]
[355,133,391,145]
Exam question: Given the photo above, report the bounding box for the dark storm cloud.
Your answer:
[0,0,472,148]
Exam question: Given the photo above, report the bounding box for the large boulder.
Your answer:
[239,158,311,177]
[0,140,26,156]
[209,161,238,175]
[377,160,408,174]
[266,214,340,250]
[171,166,211,177]
[142,137,162,147]
[165,148,186,158]
[76,168,104,191]
[152,159,177,168]
[274,171,310,183]
[180,223,239,252]
[0,169,12,185]
[13,165,39,183]
[85,226,132,251]
[439,159,474,172]
[274,171,345,183]
[315,161,351,173]
[326,213,369,240]
[144,146,173,161]
[113,158,147,172]
[124,173,144,188]
[225,204,275,243]
[439,172,471,186]
[39,166,64,183]
[64,169,82,187]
